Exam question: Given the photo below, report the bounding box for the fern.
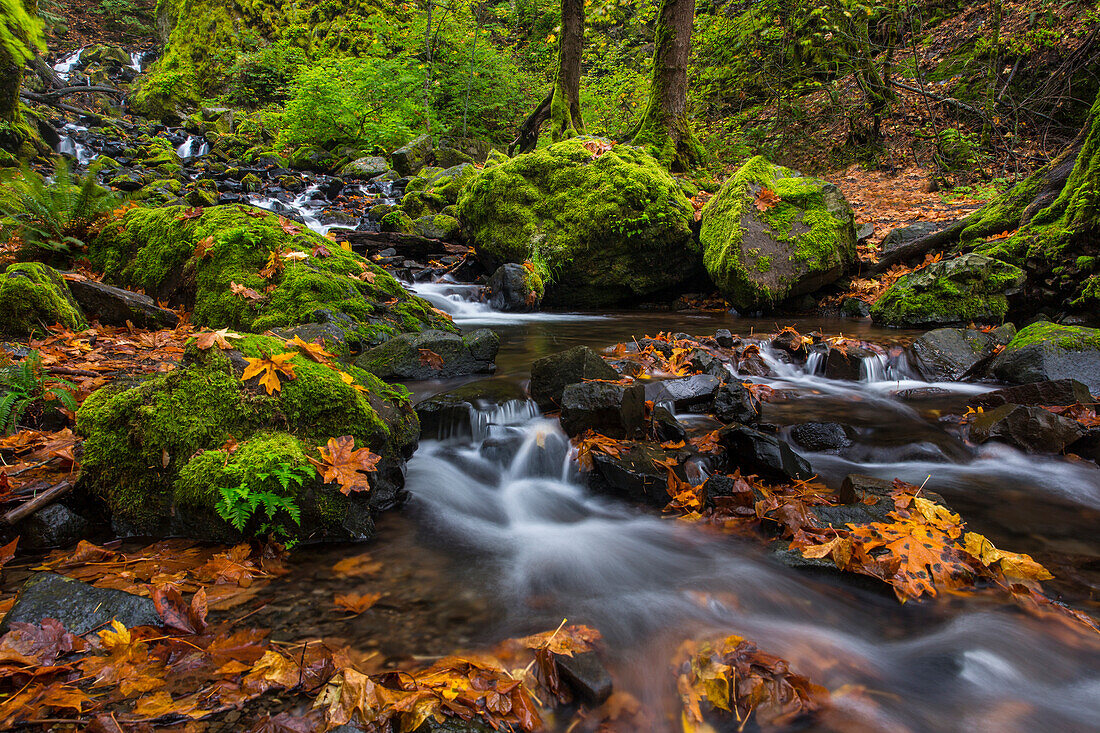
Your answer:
[215,462,313,539]
[0,350,79,435]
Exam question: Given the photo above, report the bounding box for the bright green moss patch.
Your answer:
[0,263,86,337]
[1003,321,1100,353]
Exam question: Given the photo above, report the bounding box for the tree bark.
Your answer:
[627,0,703,171]
[0,45,20,126]
[511,0,584,154]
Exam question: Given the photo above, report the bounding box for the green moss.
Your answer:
[380,210,414,234]
[1003,321,1100,352]
[0,263,86,336]
[456,138,697,306]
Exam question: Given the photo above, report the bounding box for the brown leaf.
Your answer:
[241,353,298,395]
[178,207,204,220]
[519,623,601,656]
[230,281,265,302]
[418,348,445,370]
[195,328,243,351]
[279,218,303,235]
[331,554,383,578]
[755,187,781,212]
[334,592,383,616]
[193,235,215,260]
[310,436,381,495]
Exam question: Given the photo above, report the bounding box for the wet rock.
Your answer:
[880,222,945,258]
[1071,428,1100,464]
[414,719,495,733]
[713,382,761,425]
[718,424,812,482]
[686,349,729,379]
[989,322,1100,394]
[415,381,529,439]
[487,263,543,312]
[909,327,1004,382]
[701,473,757,510]
[392,134,433,176]
[770,330,807,360]
[840,297,871,318]
[529,346,620,410]
[560,382,645,438]
[811,502,892,528]
[589,442,686,507]
[969,379,1094,409]
[556,651,613,705]
[969,404,1085,454]
[356,329,499,381]
[341,156,389,179]
[651,405,687,443]
[0,573,160,636]
[714,329,735,348]
[15,504,88,550]
[479,434,526,465]
[790,422,851,452]
[824,344,878,381]
[67,279,180,329]
[644,375,721,413]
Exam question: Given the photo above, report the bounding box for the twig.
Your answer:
[0,479,74,526]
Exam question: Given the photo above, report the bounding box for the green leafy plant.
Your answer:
[216,461,313,544]
[0,350,78,435]
[0,159,119,262]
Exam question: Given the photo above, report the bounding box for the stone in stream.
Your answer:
[909,325,1015,382]
[1071,428,1100,465]
[356,329,500,381]
[651,404,687,443]
[486,263,544,312]
[66,278,180,330]
[823,343,879,381]
[340,156,389,179]
[713,382,761,425]
[968,404,1085,454]
[0,573,160,636]
[969,379,1094,409]
[415,380,529,440]
[879,221,945,259]
[15,504,88,550]
[770,329,808,360]
[529,346,620,410]
[718,424,812,483]
[644,374,721,413]
[790,422,851,452]
[989,322,1100,394]
[588,442,688,507]
[560,382,645,438]
[555,651,614,705]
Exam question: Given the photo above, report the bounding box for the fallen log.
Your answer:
[1,479,75,526]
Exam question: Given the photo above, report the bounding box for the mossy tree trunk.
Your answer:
[1,0,43,153]
[510,0,584,154]
[626,0,704,172]
[0,44,20,126]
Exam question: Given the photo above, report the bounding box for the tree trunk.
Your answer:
[511,0,584,154]
[627,0,703,171]
[0,46,20,126]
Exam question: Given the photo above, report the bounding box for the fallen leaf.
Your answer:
[195,328,243,351]
[242,353,298,395]
[334,592,383,616]
[310,436,381,495]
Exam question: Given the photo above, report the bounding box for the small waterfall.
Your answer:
[805,351,825,376]
[859,353,888,382]
[177,136,210,160]
[57,124,94,164]
[53,49,82,81]
[410,278,603,326]
[129,51,148,74]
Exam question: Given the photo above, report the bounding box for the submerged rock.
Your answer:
[560,382,645,438]
[555,651,613,705]
[356,329,499,381]
[790,422,851,452]
[970,379,1094,409]
[487,263,543,312]
[0,263,86,337]
[0,573,160,636]
[529,346,620,410]
[458,138,700,307]
[700,156,856,309]
[415,381,529,440]
[969,404,1085,453]
[718,424,812,483]
[588,442,687,507]
[871,253,1024,328]
[989,322,1100,394]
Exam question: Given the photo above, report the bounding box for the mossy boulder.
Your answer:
[412,214,461,241]
[392,134,433,176]
[380,211,415,235]
[457,138,700,307]
[341,156,389,179]
[0,263,86,337]
[989,322,1100,393]
[700,157,856,309]
[871,253,1025,328]
[76,335,420,541]
[87,205,454,351]
[355,329,500,381]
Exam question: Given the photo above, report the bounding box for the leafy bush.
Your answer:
[228,40,308,107]
[278,57,423,153]
[0,159,118,261]
[216,460,312,545]
[0,350,77,435]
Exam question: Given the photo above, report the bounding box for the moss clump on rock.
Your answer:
[699,156,856,309]
[871,253,1024,328]
[457,138,699,307]
[0,263,86,337]
[76,335,419,540]
[989,321,1100,393]
[87,204,454,349]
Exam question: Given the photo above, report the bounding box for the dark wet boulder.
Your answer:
[909,326,1013,382]
[771,329,808,360]
[0,263,86,337]
[1071,428,1100,464]
[644,375,721,412]
[15,504,88,550]
[823,343,879,381]
[67,278,180,329]
[560,382,645,438]
[458,138,700,307]
[714,329,735,348]
[487,263,544,312]
[840,297,871,318]
[356,329,499,381]
[880,222,945,259]
[713,382,761,425]
[415,381,530,440]
[871,253,1024,328]
[790,422,851,452]
[651,405,687,443]
[989,322,1100,394]
[529,346,620,409]
[969,379,1094,409]
[0,573,159,636]
[556,652,613,705]
[588,442,687,507]
[718,424,812,482]
[392,134,433,176]
[700,156,856,310]
[969,404,1085,453]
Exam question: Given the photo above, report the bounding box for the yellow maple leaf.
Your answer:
[242,353,297,395]
[962,532,1053,581]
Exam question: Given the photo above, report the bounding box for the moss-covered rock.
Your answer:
[700,157,856,309]
[871,253,1025,328]
[457,138,700,307]
[0,263,86,337]
[412,214,461,241]
[355,328,500,381]
[87,204,454,350]
[380,210,414,235]
[989,322,1100,393]
[76,335,419,541]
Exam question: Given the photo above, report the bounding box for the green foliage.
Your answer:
[94,0,149,31]
[0,0,45,65]
[0,159,118,261]
[216,459,312,543]
[228,40,308,107]
[0,350,77,435]
[935,127,989,171]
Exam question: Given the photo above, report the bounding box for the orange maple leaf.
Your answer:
[755,187,781,212]
[195,328,243,351]
[241,353,297,395]
[229,281,265,302]
[311,435,381,495]
[287,335,334,364]
[334,592,383,616]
